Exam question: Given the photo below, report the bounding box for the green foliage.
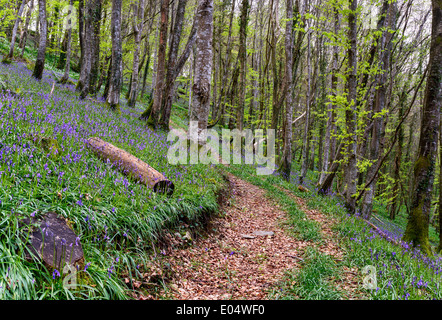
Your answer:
[0,60,225,299]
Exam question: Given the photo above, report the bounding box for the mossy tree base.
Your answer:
[106,102,121,115]
[139,99,153,121]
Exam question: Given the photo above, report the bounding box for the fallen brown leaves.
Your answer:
[152,174,310,300]
[137,174,366,300]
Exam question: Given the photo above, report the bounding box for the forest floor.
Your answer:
[138,171,366,300]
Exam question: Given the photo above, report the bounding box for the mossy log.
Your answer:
[86,137,174,195]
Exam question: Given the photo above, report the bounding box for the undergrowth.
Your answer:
[0,61,225,299]
[223,161,442,300]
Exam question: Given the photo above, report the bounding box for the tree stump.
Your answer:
[86,137,174,195]
[22,212,84,270]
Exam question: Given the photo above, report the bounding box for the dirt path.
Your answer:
[277,186,364,298]
[150,173,363,300]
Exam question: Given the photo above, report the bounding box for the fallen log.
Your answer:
[86,137,174,195]
[297,185,310,193]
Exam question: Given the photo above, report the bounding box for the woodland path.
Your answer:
[145,172,365,300]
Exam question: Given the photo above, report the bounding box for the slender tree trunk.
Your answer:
[280,0,294,181]
[140,44,151,100]
[57,28,69,70]
[5,0,27,60]
[150,0,170,126]
[404,0,441,256]
[89,0,102,95]
[343,0,358,214]
[389,76,410,220]
[300,21,312,185]
[216,0,236,125]
[127,0,145,107]
[19,0,34,58]
[159,0,189,127]
[32,0,47,80]
[78,0,96,99]
[319,5,339,185]
[360,0,396,220]
[77,0,91,95]
[78,0,85,72]
[270,0,280,130]
[106,0,123,110]
[60,0,74,83]
[103,55,112,99]
[236,0,250,130]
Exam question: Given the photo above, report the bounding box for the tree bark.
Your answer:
[19,0,34,58]
[319,5,339,185]
[159,0,189,127]
[280,0,294,181]
[127,0,145,107]
[89,0,102,95]
[86,137,174,195]
[77,0,92,96]
[106,0,123,110]
[5,0,27,60]
[403,0,441,256]
[360,0,396,220]
[343,0,358,214]
[32,0,47,80]
[300,19,312,185]
[190,0,214,140]
[236,0,250,130]
[60,0,74,84]
[216,0,236,126]
[150,0,170,126]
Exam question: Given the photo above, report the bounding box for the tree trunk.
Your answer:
[236,0,250,130]
[19,0,34,58]
[270,0,280,131]
[77,0,92,96]
[89,0,102,95]
[140,44,151,100]
[32,0,47,80]
[280,0,294,181]
[216,0,236,125]
[150,0,169,126]
[403,0,441,256]
[360,0,396,220]
[343,0,358,214]
[190,0,214,140]
[300,21,312,185]
[5,0,27,60]
[389,75,410,220]
[319,5,339,185]
[106,0,123,110]
[60,0,74,84]
[127,0,145,107]
[159,0,189,127]
[78,0,85,72]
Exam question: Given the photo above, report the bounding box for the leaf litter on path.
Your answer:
[138,174,365,300]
